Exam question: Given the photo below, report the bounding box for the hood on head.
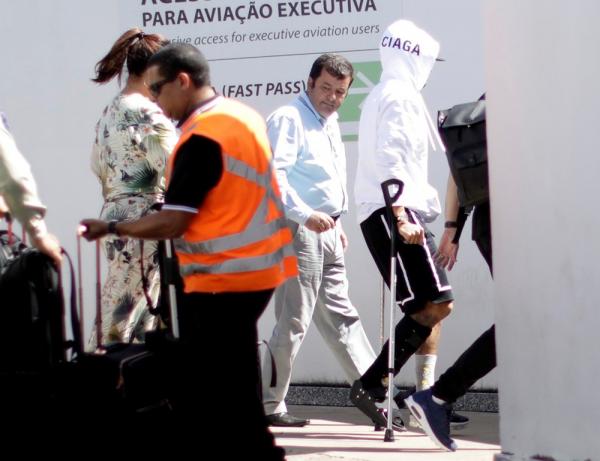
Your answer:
[379,19,440,90]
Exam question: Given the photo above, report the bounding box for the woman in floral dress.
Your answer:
[89,28,177,347]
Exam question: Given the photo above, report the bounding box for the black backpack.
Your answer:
[438,99,488,208]
[0,244,67,373]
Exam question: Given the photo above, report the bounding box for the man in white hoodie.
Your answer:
[351,19,466,436]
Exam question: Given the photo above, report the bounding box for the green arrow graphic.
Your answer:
[339,61,382,142]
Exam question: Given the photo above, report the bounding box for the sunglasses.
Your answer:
[148,77,174,97]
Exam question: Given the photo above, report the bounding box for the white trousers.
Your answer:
[262,220,376,415]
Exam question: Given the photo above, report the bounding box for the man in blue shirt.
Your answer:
[262,54,377,427]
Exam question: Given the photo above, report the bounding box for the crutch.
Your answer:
[380,178,404,442]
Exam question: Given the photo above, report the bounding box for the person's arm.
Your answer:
[81,209,193,240]
[30,233,62,267]
[82,134,222,243]
[0,195,8,217]
[0,125,47,234]
[338,219,348,250]
[374,97,417,198]
[268,112,315,225]
[434,174,460,270]
[0,122,61,265]
[376,97,424,244]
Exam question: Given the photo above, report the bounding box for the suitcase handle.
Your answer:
[76,227,180,347]
[75,230,104,350]
[60,247,83,357]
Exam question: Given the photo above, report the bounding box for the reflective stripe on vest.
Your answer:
[180,244,296,276]
[177,153,292,276]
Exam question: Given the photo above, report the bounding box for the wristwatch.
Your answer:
[444,221,458,229]
[107,220,120,236]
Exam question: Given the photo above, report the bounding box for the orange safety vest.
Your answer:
[166,97,297,293]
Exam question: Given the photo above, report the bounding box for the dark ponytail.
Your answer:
[92,28,168,84]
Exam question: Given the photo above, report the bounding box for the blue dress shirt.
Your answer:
[267,92,347,225]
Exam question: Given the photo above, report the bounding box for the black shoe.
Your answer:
[351,380,386,428]
[266,412,309,427]
[449,410,469,430]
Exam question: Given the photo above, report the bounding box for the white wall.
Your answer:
[0,0,495,388]
[483,1,600,459]
[0,1,123,336]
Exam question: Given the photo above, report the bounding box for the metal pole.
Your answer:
[380,178,404,443]
[166,240,180,339]
[77,232,84,346]
[384,254,396,442]
[95,240,103,350]
[379,280,386,348]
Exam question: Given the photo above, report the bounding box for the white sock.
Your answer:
[415,354,437,391]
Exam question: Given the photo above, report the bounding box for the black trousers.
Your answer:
[433,203,497,403]
[172,289,285,460]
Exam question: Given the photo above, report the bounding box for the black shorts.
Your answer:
[360,207,454,314]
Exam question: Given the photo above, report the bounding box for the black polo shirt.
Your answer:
[163,135,223,214]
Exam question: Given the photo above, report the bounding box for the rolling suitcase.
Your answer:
[64,235,182,424]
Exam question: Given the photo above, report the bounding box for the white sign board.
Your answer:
[121,0,402,140]
[0,0,494,387]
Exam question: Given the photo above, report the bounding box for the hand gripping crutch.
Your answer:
[380,179,404,442]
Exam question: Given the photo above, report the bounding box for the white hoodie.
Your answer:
[355,19,442,223]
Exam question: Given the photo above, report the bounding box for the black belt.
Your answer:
[331,215,340,222]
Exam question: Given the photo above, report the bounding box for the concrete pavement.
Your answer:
[272,405,500,461]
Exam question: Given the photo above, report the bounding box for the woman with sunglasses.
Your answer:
[88,28,177,348]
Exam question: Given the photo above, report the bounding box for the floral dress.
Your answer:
[88,93,177,348]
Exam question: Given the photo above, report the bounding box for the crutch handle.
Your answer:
[381,179,404,234]
[380,179,404,209]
